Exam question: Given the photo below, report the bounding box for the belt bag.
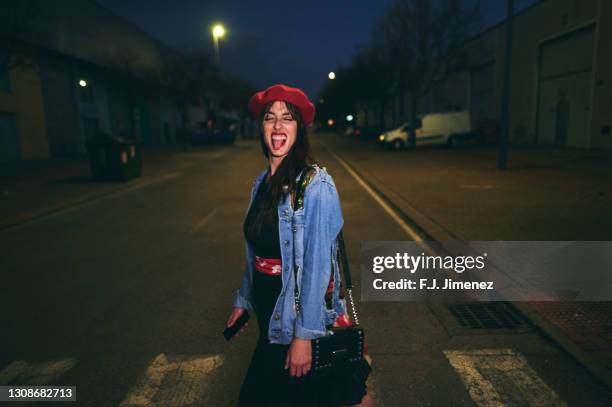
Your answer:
[292,166,365,372]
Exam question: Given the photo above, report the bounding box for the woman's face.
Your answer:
[262,101,298,159]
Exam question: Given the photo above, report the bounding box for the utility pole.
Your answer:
[498,0,514,170]
[213,35,220,66]
[211,24,225,67]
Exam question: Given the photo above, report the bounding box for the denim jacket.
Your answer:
[233,164,346,345]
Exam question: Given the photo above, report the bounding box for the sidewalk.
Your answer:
[0,145,186,230]
[327,133,612,387]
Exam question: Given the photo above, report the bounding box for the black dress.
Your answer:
[239,175,369,407]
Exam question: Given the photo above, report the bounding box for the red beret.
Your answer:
[248,84,315,126]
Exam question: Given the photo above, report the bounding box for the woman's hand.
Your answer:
[226,307,248,338]
[284,338,312,377]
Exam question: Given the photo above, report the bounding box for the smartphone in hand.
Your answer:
[223,311,250,341]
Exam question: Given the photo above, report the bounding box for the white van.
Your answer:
[379,111,472,150]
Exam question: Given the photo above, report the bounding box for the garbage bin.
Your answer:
[86,134,142,181]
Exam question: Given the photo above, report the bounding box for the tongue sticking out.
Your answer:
[272,138,286,150]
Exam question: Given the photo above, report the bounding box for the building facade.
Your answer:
[359,0,612,149]
[0,0,183,161]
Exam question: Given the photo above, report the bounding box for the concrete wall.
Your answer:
[506,0,597,145]
[0,48,49,159]
[402,0,610,148]
[38,52,81,156]
[22,0,179,83]
[2,0,185,159]
[159,96,181,144]
[589,0,612,149]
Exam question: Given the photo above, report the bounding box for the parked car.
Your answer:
[379,111,472,150]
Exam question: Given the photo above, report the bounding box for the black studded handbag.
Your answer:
[308,231,365,372]
[292,166,366,373]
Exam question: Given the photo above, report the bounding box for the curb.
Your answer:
[0,180,144,232]
[0,168,182,232]
[337,152,612,391]
[0,147,189,232]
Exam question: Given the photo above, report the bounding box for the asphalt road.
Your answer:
[0,134,610,406]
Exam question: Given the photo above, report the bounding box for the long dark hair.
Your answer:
[246,101,313,241]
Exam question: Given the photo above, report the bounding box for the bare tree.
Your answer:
[374,0,479,146]
[163,53,255,126]
[353,42,397,128]
[318,41,396,130]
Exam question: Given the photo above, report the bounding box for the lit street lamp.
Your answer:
[211,23,226,66]
[328,72,336,80]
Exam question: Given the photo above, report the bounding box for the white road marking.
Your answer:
[327,145,432,404]
[443,349,566,407]
[0,358,77,385]
[110,172,180,198]
[328,150,423,242]
[325,144,568,405]
[461,184,497,189]
[0,172,181,233]
[119,353,223,407]
[189,208,220,234]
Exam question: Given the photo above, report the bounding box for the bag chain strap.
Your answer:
[346,288,359,326]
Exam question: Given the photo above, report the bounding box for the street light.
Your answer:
[346,115,354,122]
[328,72,336,80]
[78,79,87,87]
[211,23,226,66]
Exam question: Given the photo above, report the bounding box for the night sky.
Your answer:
[95,0,538,99]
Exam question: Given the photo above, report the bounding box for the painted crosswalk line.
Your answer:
[119,353,224,407]
[0,358,77,385]
[443,349,566,407]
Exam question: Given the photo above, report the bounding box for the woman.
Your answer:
[226,84,374,407]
